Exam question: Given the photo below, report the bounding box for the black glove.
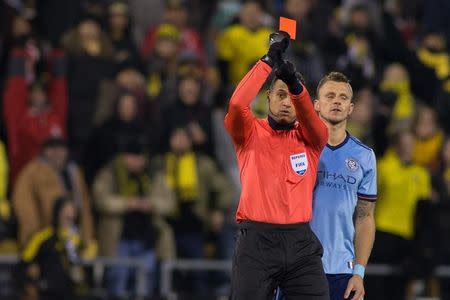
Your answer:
[275,60,303,95]
[261,31,290,67]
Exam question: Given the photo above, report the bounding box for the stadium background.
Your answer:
[0,0,449,299]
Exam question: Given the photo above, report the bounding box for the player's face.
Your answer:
[268,80,296,125]
[315,81,354,125]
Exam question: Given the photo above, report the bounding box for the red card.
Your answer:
[279,17,297,40]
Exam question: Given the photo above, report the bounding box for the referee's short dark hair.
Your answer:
[316,72,353,99]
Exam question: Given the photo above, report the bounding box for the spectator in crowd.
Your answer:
[423,0,450,45]
[32,0,82,47]
[373,63,415,156]
[127,0,165,46]
[144,23,181,101]
[347,87,375,146]
[19,197,90,300]
[62,16,116,161]
[107,1,141,70]
[84,93,148,185]
[141,0,206,66]
[433,137,450,203]
[336,4,378,91]
[154,127,233,297]
[281,0,326,87]
[93,135,175,298]
[371,130,431,299]
[216,0,272,86]
[93,68,151,127]
[0,140,13,251]
[413,105,444,171]
[160,74,213,156]
[12,137,95,253]
[417,32,449,85]
[2,44,67,185]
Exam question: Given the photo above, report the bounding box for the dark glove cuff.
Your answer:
[260,55,274,67]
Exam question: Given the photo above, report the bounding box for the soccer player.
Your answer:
[275,73,377,300]
[225,31,329,300]
[312,72,377,300]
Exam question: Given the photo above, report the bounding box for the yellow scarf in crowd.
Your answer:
[380,79,414,122]
[115,157,151,197]
[413,130,444,169]
[164,152,199,202]
[417,48,450,80]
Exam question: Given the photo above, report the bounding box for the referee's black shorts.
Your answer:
[230,221,329,300]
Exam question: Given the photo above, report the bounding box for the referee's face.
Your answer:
[268,80,296,124]
[315,81,354,125]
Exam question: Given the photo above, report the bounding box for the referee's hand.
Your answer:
[344,275,364,300]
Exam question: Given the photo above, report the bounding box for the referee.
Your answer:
[224,31,329,299]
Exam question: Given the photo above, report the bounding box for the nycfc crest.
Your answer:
[345,158,359,172]
[290,153,308,175]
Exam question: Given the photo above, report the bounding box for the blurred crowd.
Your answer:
[0,0,449,299]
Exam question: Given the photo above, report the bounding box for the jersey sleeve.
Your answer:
[224,60,271,145]
[357,150,377,201]
[291,87,328,153]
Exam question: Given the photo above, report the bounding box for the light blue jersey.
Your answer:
[310,133,377,275]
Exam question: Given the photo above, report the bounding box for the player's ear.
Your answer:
[348,102,355,115]
[266,90,271,103]
[313,99,320,112]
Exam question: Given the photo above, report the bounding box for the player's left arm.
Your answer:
[345,150,377,300]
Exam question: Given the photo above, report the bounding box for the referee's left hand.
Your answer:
[344,275,364,300]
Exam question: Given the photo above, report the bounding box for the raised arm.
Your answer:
[291,87,328,151]
[224,31,290,145]
[47,48,68,126]
[276,61,328,151]
[223,60,271,145]
[3,47,29,159]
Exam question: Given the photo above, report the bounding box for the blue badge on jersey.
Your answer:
[290,153,308,175]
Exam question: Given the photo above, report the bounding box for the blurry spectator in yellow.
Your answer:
[0,140,15,253]
[155,127,233,296]
[216,0,272,85]
[145,23,181,100]
[12,137,96,254]
[371,130,431,299]
[141,0,206,66]
[0,140,8,222]
[374,63,415,155]
[93,135,175,298]
[417,32,449,82]
[412,105,444,171]
[19,197,91,300]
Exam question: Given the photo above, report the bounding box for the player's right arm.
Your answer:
[224,60,272,144]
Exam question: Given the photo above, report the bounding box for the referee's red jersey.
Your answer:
[224,61,328,224]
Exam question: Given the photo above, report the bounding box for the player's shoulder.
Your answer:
[348,135,374,154]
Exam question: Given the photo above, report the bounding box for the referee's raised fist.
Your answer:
[269,31,290,53]
[262,31,290,68]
